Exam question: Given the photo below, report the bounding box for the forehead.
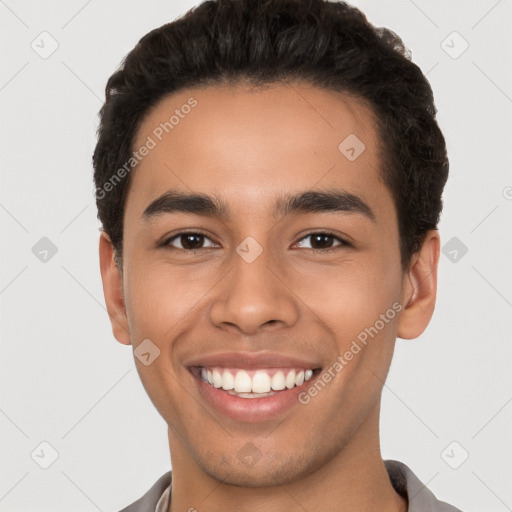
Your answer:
[128,82,390,219]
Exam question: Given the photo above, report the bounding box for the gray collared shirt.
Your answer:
[120,459,463,512]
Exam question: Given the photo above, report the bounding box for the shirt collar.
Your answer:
[155,482,170,512]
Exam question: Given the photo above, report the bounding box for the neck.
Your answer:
[167,403,407,512]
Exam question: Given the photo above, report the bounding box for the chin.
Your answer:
[196,448,326,488]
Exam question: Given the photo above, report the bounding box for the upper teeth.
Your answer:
[200,368,314,393]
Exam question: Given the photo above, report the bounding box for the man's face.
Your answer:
[107,83,413,485]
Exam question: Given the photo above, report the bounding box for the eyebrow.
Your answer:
[276,189,375,221]
[143,190,228,219]
[142,188,375,222]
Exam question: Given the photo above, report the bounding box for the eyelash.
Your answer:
[294,231,351,251]
[161,230,351,253]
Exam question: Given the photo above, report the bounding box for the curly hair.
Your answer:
[93,0,449,269]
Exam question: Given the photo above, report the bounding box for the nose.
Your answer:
[209,247,299,335]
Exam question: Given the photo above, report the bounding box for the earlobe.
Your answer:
[99,232,131,345]
[397,231,440,340]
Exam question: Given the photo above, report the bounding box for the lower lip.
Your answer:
[189,369,316,423]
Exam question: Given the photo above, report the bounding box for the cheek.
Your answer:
[123,257,219,339]
[287,256,402,334]
[285,255,403,397]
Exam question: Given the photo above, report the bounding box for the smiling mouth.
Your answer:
[191,366,321,398]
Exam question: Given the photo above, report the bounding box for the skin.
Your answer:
[99,82,440,512]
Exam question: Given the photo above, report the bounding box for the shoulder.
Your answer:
[385,460,463,512]
[117,471,172,512]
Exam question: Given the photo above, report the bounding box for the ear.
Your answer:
[397,230,440,340]
[99,232,131,345]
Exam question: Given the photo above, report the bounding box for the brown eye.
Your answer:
[166,232,217,250]
[295,232,349,251]
[310,234,335,249]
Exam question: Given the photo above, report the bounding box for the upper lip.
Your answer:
[184,351,322,370]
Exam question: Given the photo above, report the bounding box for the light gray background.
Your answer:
[1,1,511,511]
